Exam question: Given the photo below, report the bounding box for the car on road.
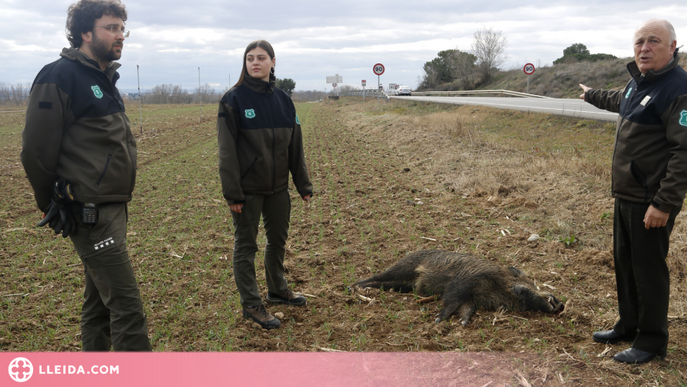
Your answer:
[398,86,411,96]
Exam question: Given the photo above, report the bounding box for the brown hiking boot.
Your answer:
[266,289,307,306]
[242,305,281,329]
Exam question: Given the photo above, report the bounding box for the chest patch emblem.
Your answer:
[680,110,687,127]
[625,87,633,99]
[91,85,103,99]
[245,109,256,119]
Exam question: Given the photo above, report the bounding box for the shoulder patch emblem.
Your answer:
[91,85,103,99]
[680,110,687,127]
[296,114,300,125]
[245,109,256,119]
[624,87,633,99]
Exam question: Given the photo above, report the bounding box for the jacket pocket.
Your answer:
[630,160,649,201]
[96,154,113,186]
[241,157,258,179]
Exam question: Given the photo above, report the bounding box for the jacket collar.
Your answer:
[60,47,121,81]
[243,73,276,95]
[627,50,679,84]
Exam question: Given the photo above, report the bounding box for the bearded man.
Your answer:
[21,0,151,351]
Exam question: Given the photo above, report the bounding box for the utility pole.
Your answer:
[198,67,202,123]
[136,65,142,134]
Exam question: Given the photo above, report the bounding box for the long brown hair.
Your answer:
[233,40,275,89]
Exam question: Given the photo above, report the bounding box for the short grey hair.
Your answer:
[667,21,677,42]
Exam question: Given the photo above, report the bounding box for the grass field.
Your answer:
[1,99,686,385]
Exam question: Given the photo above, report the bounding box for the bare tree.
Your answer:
[148,84,171,104]
[196,83,221,104]
[0,83,10,104]
[0,83,30,105]
[471,27,508,85]
[170,85,190,103]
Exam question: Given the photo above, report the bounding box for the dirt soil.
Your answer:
[1,100,686,386]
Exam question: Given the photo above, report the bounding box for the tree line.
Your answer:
[420,27,508,90]
[0,83,31,105]
[0,77,297,106]
[420,28,619,92]
[553,43,616,64]
[137,78,296,104]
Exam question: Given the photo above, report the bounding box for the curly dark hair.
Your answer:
[66,0,127,48]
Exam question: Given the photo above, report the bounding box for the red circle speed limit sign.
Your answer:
[523,63,535,75]
[373,63,385,76]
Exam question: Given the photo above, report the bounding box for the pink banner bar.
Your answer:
[3,352,528,386]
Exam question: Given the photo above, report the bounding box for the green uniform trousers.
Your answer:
[69,202,151,351]
[231,190,291,307]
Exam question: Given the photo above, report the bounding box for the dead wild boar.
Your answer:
[355,249,564,325]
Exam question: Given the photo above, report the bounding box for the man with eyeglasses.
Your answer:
[21,0,151,351]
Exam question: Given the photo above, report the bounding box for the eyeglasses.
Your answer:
[95,25,130,38]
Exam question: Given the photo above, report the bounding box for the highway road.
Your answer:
[389,95,618,122]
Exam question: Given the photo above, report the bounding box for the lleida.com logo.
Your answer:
[8,357,120,382]
[8,357,33,383]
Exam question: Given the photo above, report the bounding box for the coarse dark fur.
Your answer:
[355,250,564,325]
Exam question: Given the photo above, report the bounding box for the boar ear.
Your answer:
[507,267,526,277]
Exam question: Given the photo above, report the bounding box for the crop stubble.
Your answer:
[1,100,685,385]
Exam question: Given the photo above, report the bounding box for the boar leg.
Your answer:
[458,303,477,326]
[435,301,477,325]
[417,295,441,304]
[434,276,483,324]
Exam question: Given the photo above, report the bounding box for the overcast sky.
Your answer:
[2,0,687,93]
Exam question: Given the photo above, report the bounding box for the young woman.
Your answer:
[217,40,313,329]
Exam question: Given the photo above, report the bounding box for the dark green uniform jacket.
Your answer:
[217,74,313,204]
[21,48,137,212]
[585,52,687,212]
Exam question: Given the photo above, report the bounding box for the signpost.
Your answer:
[362,79,366,100]
[523,63,535,94]
[373,63,385,100]
[326,74,343,98]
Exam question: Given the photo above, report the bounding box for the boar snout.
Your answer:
[549,295,565,313]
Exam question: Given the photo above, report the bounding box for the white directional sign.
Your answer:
[523,63,535,75]
[326,74,343,83]
[373,63,385,76]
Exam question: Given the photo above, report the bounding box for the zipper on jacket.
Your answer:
[97,154,113,185]
[122,114,136,195]
[268,94,276,191]
[611,83,637,196]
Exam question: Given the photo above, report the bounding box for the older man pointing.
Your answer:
[579,19,687,364]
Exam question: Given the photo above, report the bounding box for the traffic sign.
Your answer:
[326,74,343,83]
[332,83,337,88]
[373,63,385,76]
[523,63,535,75]
[362,80,366,87]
